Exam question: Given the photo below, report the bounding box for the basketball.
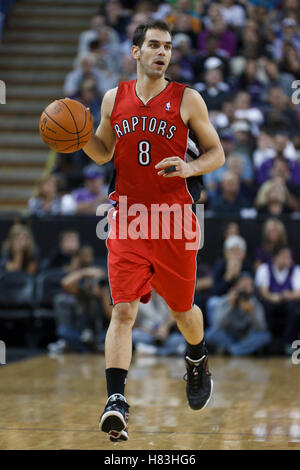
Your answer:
[39,98,93,153]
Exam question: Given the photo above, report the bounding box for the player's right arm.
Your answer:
[83,87,117,165]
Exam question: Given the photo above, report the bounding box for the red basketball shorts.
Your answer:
[106,204,200,312]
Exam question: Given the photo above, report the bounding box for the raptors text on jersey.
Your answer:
[109,79,195,207]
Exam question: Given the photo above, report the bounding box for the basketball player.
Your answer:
[83,20,225,441]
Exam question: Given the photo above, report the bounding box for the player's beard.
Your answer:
[139,54,166,79]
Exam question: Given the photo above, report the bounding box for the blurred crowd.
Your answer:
[27,0,300,218]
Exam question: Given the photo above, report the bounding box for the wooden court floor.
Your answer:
[0,353,299,450]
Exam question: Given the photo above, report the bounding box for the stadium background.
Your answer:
[0,0,300,360]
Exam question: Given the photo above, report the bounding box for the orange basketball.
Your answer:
[39,98,93,153]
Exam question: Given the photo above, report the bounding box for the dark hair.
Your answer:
[132,20,172,48]
[59,229,79,242]
[272,244,290,258]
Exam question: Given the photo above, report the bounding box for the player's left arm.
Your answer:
[156,88,225,178]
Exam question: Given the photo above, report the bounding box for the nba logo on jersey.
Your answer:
[165,101,171,111]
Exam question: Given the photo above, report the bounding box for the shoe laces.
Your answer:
[107,394,130,411]
[184,356,210,392]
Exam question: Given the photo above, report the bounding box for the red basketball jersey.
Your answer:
[109,79,193,207]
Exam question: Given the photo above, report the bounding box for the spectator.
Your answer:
[255,179,292,216]
[261,59,295,98]
[64,54,106,97]
[212,235,252,297]
[75,78,102,129]
[193,33,230,81]
[170,33,196,83]
[236,59,265,106]
[172,12,199,49]
[132,289,185,356]
[255,217,288,268]
[264,86,299,136]
[49,246,111,354]
[62,164,111,215]
[256,153,300,187]
[119,13,149,57]
[206,234,253,326]
[206,272,271,355]
[77,15,106,57]
[279,42,300,79]
[1,223,38,274]
[198,16,237,58]
[219,0,246,29]
[233,91,264,135]
[203,130,254,201]
[118,54,137,82]
[209,171,250,215]
[230,120,254,156]
[253,131,298,169]
[100,0,131,39]
[272,18,300,61]
[194,65,230,111]
[28,174,62,217]
[41,229,80,272]
[255,245,300,354]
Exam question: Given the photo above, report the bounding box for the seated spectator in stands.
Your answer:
[209,171,250,215]
[209,99,236,129]
[64,54,118,98]
[233,19,263,64]
[193,33,230,82]
[206,234,252,325]
[41,229,80,272]
[198,16,237,58]
[74,78,102,129]
[119,13,149,57]
[94,25,121,73]
[219,0,246,29]
[203,130,254,202]
[62,164,111,215]
[194,64,231,111]
[212,235,252,297]
[206,272,271,355]
[49,246,111,354]
[272,18,300,61]
[166,0,202,33]
[132,289,185,357]
[170,33,196,83]
[233,91,264,135]
[230,120,255,156]
[256,151,300,187]
[255,245,300,354]
[1,223,38,274]
[254,131,298,169]
[261,59,295,99]
[226,154,255,204]
[28,174,62,217]
[77,15,106,57]
[236,59,265,106]
[279,42,300,79]
[100,0,130,40]
[255,179,293,216]
[118,54,137,82]
[255,217,288,268]
[169,6,202,49]
[263,86,299,137]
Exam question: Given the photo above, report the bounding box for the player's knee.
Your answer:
[112,302,137,327]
